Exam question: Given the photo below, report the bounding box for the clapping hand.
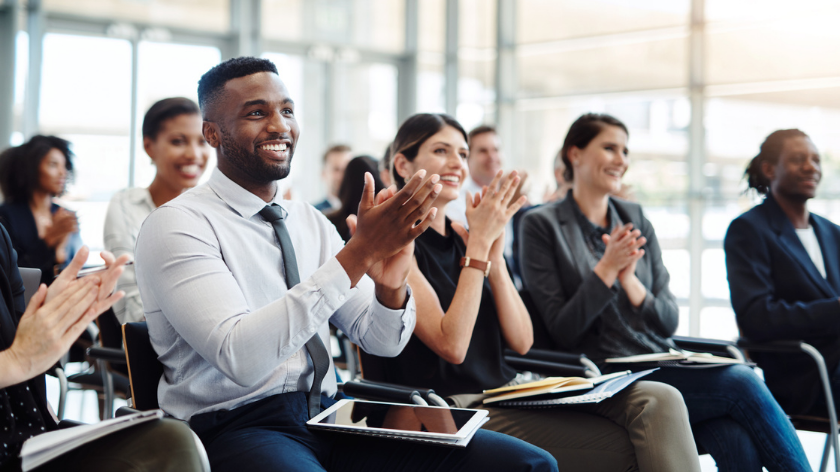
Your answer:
[344,171,441,307]
[593,223,646,287]
[2,247,128,388]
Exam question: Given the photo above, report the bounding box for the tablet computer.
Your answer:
[307,399,488,442]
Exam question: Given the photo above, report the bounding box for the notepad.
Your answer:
[20,410,164,471]
[605,348,744,365]
[493,369,658,408]
[482,371,630,404]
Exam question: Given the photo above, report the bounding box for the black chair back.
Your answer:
[122,322,163,410]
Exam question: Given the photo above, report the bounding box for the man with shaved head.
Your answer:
[134,57,557,472]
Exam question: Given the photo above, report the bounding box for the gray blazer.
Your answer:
[518,196,678,357]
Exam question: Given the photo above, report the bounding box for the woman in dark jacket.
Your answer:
[0,136,82,285]
[520,113,810,472]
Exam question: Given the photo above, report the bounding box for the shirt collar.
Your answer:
[208,168,286,220]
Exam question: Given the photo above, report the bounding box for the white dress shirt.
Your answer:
[134,168,416,420]
[795,225,827,278]
[104,187,156,324]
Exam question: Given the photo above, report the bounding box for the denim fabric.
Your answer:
[189,392,558,472]
[647,365,810,472]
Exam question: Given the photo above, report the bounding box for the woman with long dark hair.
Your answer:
[520,113,811,471]
[374,112,701,472]
[0,135,82,285]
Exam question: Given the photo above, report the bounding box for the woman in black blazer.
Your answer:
[725,129,840,417]
[520,113,810,472]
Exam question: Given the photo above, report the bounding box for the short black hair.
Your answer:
[142,97,201,140]
[745,129,810,195]
[560,113,628,182]
[197,57,278,118]
[0,135,74,203]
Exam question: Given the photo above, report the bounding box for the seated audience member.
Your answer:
[379,113,700,472]
[134,57,557,472]
[444,125,501,224]
[325,155,384,243]
[725,129,840,417]
[314,144,352,212]
[379,143,393,187]
[0,136,82,285]
[0,226,206,472]
[519,113,811,471]
[103,97,211,324]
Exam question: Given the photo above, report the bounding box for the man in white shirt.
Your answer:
[135,57,556,472]
[445,125,501,224]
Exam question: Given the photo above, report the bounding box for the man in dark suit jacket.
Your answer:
[725,128,840,416]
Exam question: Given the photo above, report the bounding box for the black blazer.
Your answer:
[518,196,678,358]
[724,194,840,415]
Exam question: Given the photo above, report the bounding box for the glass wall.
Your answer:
[6,0,840,342]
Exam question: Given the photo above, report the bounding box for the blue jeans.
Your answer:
[647,365,810,472]
[189,392,558,472]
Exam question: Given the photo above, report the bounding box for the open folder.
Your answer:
[483,369,657,407]
[20,410,164,471]
[605,348,746,366]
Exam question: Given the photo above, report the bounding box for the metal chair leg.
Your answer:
[800,343,839,472]
[97,359,115,419]
[55,367,68,420]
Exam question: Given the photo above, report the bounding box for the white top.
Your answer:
[795,225,827,278]
[103,187,156,324]
[134,168,415,420]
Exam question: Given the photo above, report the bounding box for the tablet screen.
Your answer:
[316,401,478,435]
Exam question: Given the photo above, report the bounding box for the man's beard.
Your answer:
[219,125,293,183]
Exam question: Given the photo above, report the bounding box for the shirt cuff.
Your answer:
[372,285,415,345]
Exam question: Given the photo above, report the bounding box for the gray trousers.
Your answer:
[33,418,207,472]
[451,380,701,472]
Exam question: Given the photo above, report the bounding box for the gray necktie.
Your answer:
[259,204,330,419]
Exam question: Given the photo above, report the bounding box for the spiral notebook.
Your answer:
[494,369,657,408]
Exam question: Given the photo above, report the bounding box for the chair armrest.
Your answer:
[86,346,127,364]
[115,406,141,417]
[736,339,808,353]
[508,348,584,365]
[341,380,428,405]
[503,356,589,377]
[57,419,86,429]
[672,335,745,361]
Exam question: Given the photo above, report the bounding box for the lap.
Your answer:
[35,419,205,472]
[483,405,636,472]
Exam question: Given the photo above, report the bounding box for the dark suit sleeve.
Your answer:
[0,223,25,318]
[632,212,679,338]
[519,209,617,350]
[724,217,840,341]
